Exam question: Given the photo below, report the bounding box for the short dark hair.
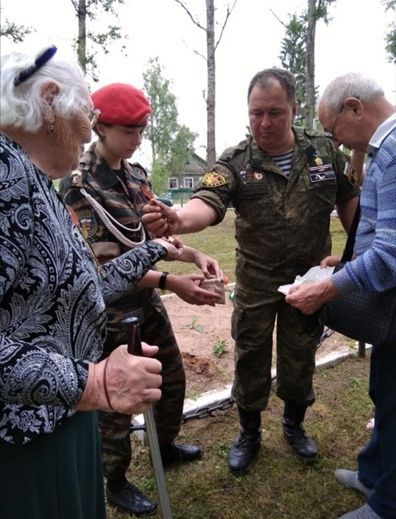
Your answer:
[247,68,296,104]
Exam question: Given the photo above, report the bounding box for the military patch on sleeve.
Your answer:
[200,172,228,187]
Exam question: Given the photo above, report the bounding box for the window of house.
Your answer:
[168,177,178,189]
[184,177,194,189]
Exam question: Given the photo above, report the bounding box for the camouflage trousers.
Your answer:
[99,291,185,481]
[231,282,322,412]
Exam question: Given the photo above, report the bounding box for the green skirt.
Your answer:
[0,411,106,519]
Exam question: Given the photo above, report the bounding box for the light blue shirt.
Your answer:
[333,112,396,293]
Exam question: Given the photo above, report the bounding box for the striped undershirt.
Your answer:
[269,149,294,177]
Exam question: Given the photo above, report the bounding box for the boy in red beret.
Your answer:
[60,82,224,516]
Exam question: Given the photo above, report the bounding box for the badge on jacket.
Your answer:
[78,210,97,239]
[201,172,227,187]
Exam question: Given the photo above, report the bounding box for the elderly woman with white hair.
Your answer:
[0,45,181,518]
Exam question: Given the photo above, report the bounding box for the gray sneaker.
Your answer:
[338,503,382,518]
[335,469,374,498]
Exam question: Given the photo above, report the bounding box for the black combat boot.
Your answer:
[282,402,317,463]
[106,478,157,516]
[159,442,202,467]
[227,407,261,475]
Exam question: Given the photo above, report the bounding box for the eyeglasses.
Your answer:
[88,108,101,128]
[326,104,346,141]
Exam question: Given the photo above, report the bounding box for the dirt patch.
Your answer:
[163,290,354,398]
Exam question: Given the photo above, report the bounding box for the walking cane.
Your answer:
[122,316,172,519]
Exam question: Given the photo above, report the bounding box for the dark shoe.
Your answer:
[227,429,261,475]
[282,418,318,462]
[159,442,202,467]
[106,481,157,516]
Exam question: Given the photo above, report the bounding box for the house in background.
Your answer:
[167,152,207,192]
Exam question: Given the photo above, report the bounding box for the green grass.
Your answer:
[107,353,372,519]
[157,210,348,283]
[106,213,364,519]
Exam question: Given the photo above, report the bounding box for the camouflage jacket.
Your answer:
[59,142,156,312]
[191,127,360,290]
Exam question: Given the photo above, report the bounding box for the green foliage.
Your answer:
[279,0,336,126]
[183,316,204,333]
[150,159,169,194]
[143,56,198,187]
[383,0,396,63]
[0,13,33,42]
[212,338,228,357]
[167,125,198,175]
[279,14,307,126]
[143,57,179,163]
[71,0,126,82]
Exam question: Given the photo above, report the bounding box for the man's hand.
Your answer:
[286,279,340,314]
[143,199,180,237]
[320,255,342,268]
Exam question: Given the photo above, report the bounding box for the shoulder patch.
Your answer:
[201,172,228,187]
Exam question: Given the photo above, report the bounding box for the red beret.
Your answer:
[91,83,151,126]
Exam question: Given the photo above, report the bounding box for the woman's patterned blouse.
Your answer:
[0,135,166,445]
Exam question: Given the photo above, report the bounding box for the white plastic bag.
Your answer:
[278,266,334,296]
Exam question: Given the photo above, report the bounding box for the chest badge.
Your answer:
[140,183,154,201]
[314,157,323,166]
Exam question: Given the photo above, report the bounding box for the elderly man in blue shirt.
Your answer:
[287,73,396,519]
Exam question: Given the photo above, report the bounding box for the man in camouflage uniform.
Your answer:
[60,83,223,516]
[142,68,362,475]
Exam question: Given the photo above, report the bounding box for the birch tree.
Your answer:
[69,0,125,81]
[174,0,237,168]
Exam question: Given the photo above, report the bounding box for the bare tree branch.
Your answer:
[181,38,207,61]
[69,0,79,12]
[270,8,289,29]
[215,0,237,50]
[174,0,206,31]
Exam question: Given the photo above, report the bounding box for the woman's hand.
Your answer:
[77,343,162,414]
[191,250,224,279]
[166,273,224,306]
[153,237,183,261]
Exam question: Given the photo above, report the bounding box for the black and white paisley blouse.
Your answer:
[0,134,167,445]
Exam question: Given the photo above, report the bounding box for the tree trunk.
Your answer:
[77,0,87,72]
[206,0,216,168]
[305,0,316,129]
